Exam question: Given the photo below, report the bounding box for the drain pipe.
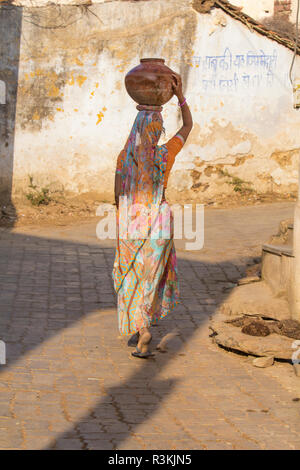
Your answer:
[292,156,300,320]
[291,0,300,320]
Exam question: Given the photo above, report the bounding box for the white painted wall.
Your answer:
[231,0,300,24]
[1,1,299,203]
[164,8,300,200]
[229,0,274,20]
[290,0,300,23]
[12,0,107,5]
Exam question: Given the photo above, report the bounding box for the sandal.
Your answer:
[131,329,153,358]
[131,347,155,359]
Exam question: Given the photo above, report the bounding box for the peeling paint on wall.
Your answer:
[271,148,300,167]
[0,0,299,204]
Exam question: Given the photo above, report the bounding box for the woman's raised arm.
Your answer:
[171,73,193,143]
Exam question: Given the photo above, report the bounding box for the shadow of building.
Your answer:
[0,3,23,226]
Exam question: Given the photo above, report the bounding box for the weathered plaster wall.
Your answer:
[229,0,274,20]
[170,6,300,201]
[0,5,22,204]
[230,0,299,24]
[290,0,300,23]
[1,0,300,204]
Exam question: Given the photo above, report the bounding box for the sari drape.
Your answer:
[112,110,180,335]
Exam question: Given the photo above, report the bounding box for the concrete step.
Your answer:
[263,243,293,257]
[269,219,294,246]
[262,243,294,300]
[286,223,294,245]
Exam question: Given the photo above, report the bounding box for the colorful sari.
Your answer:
[112,110,182,336]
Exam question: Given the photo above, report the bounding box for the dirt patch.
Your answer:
[0,194,109,229]
[167,190,297,209]
[0,190,296,229]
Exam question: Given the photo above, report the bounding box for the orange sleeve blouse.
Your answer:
[116,133,184,189]
[163,134,184,188]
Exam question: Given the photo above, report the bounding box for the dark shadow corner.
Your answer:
[0,3,23,229]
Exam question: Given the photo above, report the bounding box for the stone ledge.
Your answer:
[262,243,294,257]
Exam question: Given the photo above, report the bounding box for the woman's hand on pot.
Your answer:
[171,73,183,99]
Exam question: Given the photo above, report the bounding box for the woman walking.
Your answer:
[112,73,193,358]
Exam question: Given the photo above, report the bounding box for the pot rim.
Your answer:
[140,58,165,63]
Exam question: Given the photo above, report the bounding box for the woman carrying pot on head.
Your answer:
[112,73,193,358]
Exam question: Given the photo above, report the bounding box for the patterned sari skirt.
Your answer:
[112,201,180,335]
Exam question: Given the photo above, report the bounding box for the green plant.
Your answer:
[26,176,51,206]
[218,168,254,193]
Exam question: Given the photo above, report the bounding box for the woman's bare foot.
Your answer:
[131,327,153,358]
[137,327,152,353]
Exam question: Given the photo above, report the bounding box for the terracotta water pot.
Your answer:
[125,58,175,106]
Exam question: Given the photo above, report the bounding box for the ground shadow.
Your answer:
[0,227,255,449]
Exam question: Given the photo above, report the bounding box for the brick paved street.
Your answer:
[0,202,299,450]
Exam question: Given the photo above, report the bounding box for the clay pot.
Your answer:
[125,58,175,106]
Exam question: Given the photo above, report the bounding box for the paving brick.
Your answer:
[0,203,299,449]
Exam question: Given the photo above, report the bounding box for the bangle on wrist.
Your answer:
[178,97,187,107]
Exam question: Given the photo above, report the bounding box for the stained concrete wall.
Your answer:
[0,4,22,205]
[230,0,299,23]
[229,0,275,20]
[290,0,300,23]
[1,0,300,204]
